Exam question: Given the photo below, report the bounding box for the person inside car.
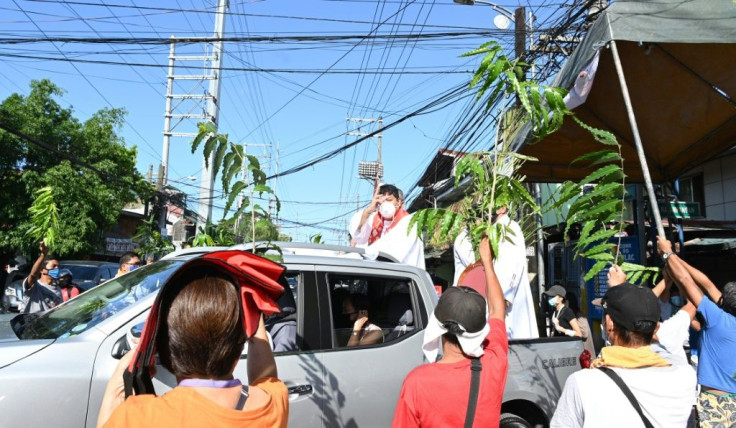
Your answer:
[343,293,384,347]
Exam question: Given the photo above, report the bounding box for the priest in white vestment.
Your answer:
[453,207,538,339]
[351,184,425,269]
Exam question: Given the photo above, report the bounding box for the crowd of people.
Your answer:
[17,244,145,315]
[351,182,736,427]
[8,181,734,427]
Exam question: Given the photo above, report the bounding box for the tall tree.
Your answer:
[0,79,151,257]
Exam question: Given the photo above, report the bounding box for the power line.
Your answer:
[267,82,470,181]
[0,30,505,45]
[9,0,163,164]
[0,52,478,74]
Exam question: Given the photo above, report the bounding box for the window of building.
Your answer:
[678,174,705,217]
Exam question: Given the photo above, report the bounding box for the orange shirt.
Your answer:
[104,377,288,428]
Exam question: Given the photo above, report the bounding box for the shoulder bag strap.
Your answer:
[464,357,482,428]
[598,367,654,428]
[235,385,250,410]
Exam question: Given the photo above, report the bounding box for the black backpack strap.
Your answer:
[598,367,654,428]
[464,357,482,428]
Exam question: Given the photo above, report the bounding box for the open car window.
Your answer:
[327,273,416,349]
[12,260,184,340]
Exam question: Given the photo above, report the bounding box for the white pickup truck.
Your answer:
[0,243,585,428]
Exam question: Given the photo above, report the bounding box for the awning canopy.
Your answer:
[511,0,736,183]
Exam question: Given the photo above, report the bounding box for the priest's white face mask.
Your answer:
[379,201,398,219]
[378,193,400,219]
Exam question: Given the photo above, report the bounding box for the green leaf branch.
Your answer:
[414,40,655,284]
[26,186,60,249]
[191,122,281,249]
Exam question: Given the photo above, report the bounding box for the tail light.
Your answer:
[579,349,592,368]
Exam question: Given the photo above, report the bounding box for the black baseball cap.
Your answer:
[434,286,486,334]
[602,283,660,332]
[543,285,567,298]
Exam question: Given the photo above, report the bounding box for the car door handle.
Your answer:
[288,384,313,396]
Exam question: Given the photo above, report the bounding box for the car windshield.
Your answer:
[12,260,184,340]
[62,265,99,280]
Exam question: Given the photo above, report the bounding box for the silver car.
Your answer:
[0,245,433,428]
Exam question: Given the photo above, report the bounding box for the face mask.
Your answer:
[670,295,683,308]
[601,312,611,346]
[59,277,72,287]
[48,268,60,279]
[379,201,397,219]
[129,265,140,272]
[548,296,558,307]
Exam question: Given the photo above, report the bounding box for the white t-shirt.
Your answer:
[552,363,697,428]
[352,211,425,269]
[651,310,691,367]
[452,216,539,339]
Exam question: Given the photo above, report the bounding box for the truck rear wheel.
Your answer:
[500,413,532,428]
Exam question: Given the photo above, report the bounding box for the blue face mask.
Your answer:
[670,295,684,308]
[129,265,140,272]
[48,268,60,279]
[548,296,558,307]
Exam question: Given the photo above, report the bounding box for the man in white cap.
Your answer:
[392,237,507,427]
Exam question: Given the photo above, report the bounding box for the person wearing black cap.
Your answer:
[543,285,582,338]
[392,237,508,427]
[551,269,697,428]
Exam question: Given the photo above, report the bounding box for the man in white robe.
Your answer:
[351,184,425,269]
[453,207,539,339]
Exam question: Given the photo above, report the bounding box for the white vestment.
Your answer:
[452,216,539,339]
[352,211,425,269]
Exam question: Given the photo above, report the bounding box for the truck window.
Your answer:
[265,273,300,353]
[326,273,416,349]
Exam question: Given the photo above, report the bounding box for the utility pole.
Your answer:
[197,0,229,227]
[267,143,280,221]
[348,117,384,182]
[236,142,271,244]
[157,163,166,234]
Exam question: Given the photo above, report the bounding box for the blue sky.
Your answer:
[0,0,562,243]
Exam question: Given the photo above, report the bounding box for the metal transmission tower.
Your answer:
[160,0,229,234]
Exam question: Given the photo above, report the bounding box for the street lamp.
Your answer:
[453,0,531,61]
[453,0,514,30]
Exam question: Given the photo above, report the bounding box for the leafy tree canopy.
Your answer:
[0,79,152,257]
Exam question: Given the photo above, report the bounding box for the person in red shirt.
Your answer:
[392,236,508,428]
[58,269,80,302]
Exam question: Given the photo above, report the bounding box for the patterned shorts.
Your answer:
[697,390,736,428]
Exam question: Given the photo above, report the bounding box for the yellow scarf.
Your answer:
[591,345,670,369]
